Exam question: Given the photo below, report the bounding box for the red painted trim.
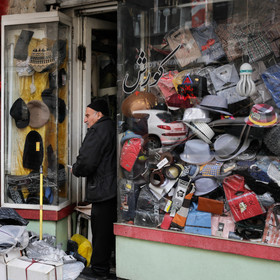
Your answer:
[16,203,76,221]
[114,223,280,262]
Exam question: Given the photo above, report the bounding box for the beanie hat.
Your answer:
[87,99,109,116]
[23,130,44,171]
[10,98,30,128]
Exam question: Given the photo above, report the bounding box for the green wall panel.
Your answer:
[116,236,280,280]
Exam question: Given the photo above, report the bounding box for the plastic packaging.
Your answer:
[134,185,166,227]
[63,261,85,280]
[0,225,29,254]
[25,240,66,262]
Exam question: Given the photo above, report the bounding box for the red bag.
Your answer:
[223,175,265,222]
[120,138,142,172]
[262,203,280,245]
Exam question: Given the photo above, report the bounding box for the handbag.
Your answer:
[223,174,265,222]
[262,203,280,245]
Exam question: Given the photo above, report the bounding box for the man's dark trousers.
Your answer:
[90,197,117,277]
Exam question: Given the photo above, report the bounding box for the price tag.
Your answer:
[157,157,169,169]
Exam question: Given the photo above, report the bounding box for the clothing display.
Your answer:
[118,0,280,248]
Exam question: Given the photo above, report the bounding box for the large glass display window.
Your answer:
[1,11,72,210]
[117,0,280,250]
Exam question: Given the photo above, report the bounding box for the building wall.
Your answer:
[116,236,280,280]
[7,0,46,14]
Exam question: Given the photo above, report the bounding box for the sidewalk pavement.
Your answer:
[76,267,126,280]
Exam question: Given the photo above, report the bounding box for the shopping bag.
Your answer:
[223,174,265,222]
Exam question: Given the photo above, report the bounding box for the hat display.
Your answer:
[194,177,219,196]
[23,130,44,171]
[198,95,232,115]
[29,45,55,73]
[183,107,212,123]
[185,122,215,144]
[27,100,50,128]
[214,131,251,162]
[10,98,30,129]
[121,91,157,117]
[245,103,278,127]
[180,139,214,165]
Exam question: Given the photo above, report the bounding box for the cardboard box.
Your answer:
[7,257,63,280]
[0,249,22,280]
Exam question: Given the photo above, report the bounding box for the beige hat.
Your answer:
[27,100,50,128]
[29,45,55,73]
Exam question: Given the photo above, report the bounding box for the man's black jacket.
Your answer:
[72,116,117,202]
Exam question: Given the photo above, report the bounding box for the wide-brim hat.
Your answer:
[27,100,50,128]
[245,103,279,128]
[29,45,55,73]
[121,91,157,118]
[194,177,219,196]
[214,128,251,162]
[183,107,212,123]
[185,122,215,144]
[180,139,214,165]
[198,95,232,115]
[10,98,30,129]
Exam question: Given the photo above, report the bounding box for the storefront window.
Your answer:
[117,0,280,247]
[1,12,71,208]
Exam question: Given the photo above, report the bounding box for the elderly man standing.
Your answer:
[72,98,117,280]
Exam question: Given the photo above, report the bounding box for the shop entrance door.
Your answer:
[79,16,117,200]
[83,16,117,116]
